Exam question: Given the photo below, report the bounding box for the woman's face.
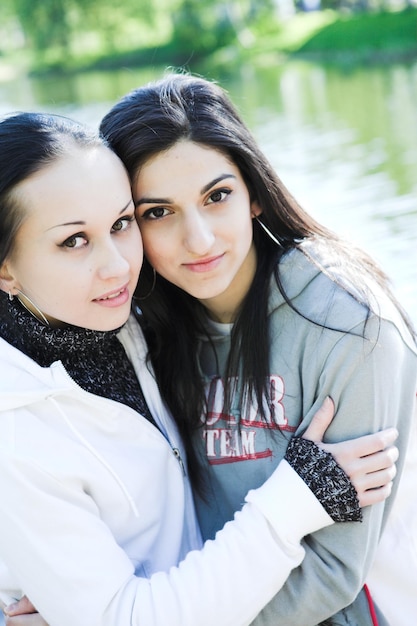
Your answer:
[134,141,259,323]
[2,145,143,330]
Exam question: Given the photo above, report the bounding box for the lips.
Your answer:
[183,253,225,273]
[96,288,124,301]
[94,283,129,303]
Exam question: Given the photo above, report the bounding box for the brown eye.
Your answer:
[207,189,231,204]
[112,216,134,232]
[142,207,170,220]
[61,234,87,249]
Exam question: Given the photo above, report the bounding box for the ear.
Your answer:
[250,201,262,218]
[0,263,20,298]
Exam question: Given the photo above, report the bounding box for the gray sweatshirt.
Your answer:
[194,240,417,625]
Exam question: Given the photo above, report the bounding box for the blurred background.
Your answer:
[0,0,416,333]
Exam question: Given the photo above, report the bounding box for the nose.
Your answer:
[96,239,130,280]
[183,211,215,255]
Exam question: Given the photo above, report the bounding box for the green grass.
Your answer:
[297,7,417,58]
[206,7,417,71]
[252,10,338,54]
[252,7,417,63]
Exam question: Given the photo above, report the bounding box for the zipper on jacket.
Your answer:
[172,448,186,476]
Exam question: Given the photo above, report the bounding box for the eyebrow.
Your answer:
[46,198,133,230]
[135,174,236,207]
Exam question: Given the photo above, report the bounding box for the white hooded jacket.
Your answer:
[0,314,332,626]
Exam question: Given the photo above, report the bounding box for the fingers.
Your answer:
[302,402,399,509]
[321,428,398,509]
[341,444,398,509]
[5,616,48,626]
[302,397,335,442]
[4,597,46,626]
[338,428,399,459]
[321,430,398,470]
[351,446,398,492]
[326,442,399,482]
[357,481,394,508]
[335,445,399,482]
[3,597,36,617]
[354,459,397,494]
[352,445,399,477]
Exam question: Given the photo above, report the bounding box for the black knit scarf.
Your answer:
[0,297,154,423]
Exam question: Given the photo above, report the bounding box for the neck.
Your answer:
[200,244,257,324]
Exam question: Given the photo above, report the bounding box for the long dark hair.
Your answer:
[100,73,415,490]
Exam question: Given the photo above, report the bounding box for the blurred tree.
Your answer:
[73,0,160,50]
[13,0,72,52]
[172,0,234,55]
[4,0,163,57]
[171,0,277,54]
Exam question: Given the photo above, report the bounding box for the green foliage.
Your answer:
[0,0,416,74]
[171,0,236,56]
[1,0,278,67]
[249,11,337,54]
[298,8,417,53]
[2,0,172,63]
[14,0,72,51]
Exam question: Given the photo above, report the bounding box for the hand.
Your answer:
[302,396,398,508]
[2,597,46,626]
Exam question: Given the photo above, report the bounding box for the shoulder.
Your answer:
[0,337,59,392]
[269,239,416,353]
[269,242,368,328]
[275,238,373,305]
[0,336,72,400]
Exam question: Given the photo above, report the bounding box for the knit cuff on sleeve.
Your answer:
[284,437,362,523]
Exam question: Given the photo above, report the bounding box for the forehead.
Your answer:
[136,141,239,186]
[14,146,129,223]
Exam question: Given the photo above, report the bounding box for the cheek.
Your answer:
[123,226,144,277]
[141,232,168,268]
[23,260,56,291]
[144,250,167,276]
[133,231,143,267]
[229,212,253,246]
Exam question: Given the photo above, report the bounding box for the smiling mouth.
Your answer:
[98,290,123,301]
[95,286,127,301]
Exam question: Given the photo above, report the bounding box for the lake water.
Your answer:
[1,59,416,327]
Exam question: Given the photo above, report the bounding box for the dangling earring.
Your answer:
[8,291,14,302]
[135,267,156,301]
[16,290,50,326]
[254,216,283,248]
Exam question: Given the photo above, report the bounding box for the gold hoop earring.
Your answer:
[254,216,283,248]
[135,267,156,301]
[17,290,50,326]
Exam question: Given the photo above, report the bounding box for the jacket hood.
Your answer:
[0,337,73,411]
[0,332,143,517]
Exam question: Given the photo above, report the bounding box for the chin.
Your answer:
[80,310,130,332]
